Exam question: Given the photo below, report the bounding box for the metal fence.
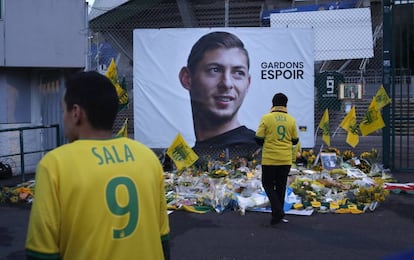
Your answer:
[383,0,414,171]
[0,125,60,181]
[88,0,413,170]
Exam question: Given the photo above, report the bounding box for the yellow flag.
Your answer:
[115,118,128,137]
[167,205,210,214]
[318,109,330,146]
[359,98,385,136]
[340,106,359,147]
[374,85,391,110]
[167,133,199,171]
[105,58,129,111]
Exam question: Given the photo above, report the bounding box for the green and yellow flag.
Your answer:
[359,98,385,136]
[318,108,330,146]
[340,106,359,148]
[105,58,129,111]
[167,133,199,171]
[115,118,128,137]
[374,85,391,110]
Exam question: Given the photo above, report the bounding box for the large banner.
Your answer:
[133,27,314,148]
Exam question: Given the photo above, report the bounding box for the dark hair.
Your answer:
[272,93,288,107]
[187,31,250,74]
[64,71,119,131]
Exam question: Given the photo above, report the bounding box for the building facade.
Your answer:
[0,0,88,175]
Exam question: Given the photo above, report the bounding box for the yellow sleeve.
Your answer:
[255,115,267,139]
[159,165,170,239]
[292,142,301,162]
[26,159,61,257]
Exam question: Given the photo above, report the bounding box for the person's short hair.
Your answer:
[64,71,119,131]
[272,93,288,107]
[187,31,250,74]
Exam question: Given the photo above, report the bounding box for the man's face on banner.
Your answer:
[189,47,251,123]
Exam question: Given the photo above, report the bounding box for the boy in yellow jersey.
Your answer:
[25,71,170,260]
[255,93,299,227]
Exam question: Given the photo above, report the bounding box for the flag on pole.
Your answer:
[105,58,129,111]
[115,118,128,137]
[374,85,391,110]
[167,133,199,171]
[318,108,330,146]
[359,98,385,136]
[340,106,359,148]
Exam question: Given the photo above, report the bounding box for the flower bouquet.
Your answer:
[354,178,390,211]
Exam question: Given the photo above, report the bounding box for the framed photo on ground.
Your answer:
[320,152,338,170]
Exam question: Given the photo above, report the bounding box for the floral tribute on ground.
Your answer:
[0,148,405,215]
[164,147,396,215]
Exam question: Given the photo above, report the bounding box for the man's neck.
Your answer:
[78,128,113,140]
[271,106,287,113]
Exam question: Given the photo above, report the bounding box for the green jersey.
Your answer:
[256,109,299,165]
[26,137,170,260]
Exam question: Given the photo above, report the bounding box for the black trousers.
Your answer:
[261,165,290,220]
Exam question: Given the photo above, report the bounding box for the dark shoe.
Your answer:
[267,218,288,227]
[270,218,281,226]
[262,222,277,228]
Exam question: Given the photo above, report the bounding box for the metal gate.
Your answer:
[383,0,414,171]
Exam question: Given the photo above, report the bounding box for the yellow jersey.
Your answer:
[26,137,170,260]
[256,110,299,165]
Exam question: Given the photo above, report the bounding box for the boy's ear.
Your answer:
[71,104,83,125]
[179,67,192,90]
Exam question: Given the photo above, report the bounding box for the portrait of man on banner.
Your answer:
[178,31,257,150]
[133,27,315,149]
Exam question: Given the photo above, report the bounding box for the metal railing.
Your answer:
[0,124,60,182]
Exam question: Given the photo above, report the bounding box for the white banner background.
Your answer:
[133,27,315,148]
[270,8,373,61]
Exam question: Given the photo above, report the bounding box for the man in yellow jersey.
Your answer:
[25,71,170,260]
[255,93,299,227]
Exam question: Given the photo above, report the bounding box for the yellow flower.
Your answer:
[327,147,340,156]
[342,150,355,161]
[355,182,389,203]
